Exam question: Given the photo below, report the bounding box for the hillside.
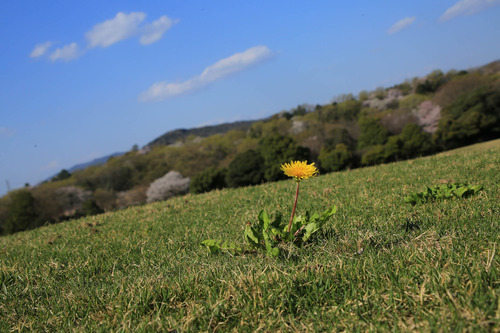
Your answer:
[0,139,498,331]
[146,120,257,147]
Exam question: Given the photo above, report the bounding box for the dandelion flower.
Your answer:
[281,161,318,182]
[281,161,318,232]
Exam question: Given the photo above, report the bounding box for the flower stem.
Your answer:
[287,181,300,232]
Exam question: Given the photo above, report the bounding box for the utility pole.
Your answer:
[5,180,11,192]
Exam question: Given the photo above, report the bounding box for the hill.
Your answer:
[0,139,498,331]
[66,152,125,173]
[146,120,257,147]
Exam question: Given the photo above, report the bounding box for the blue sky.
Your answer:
[1,0,499,196]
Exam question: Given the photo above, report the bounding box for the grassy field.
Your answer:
[1,140,499,332]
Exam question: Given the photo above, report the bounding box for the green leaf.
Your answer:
[269,247,280,257]
[471,185,483,193]
[302,222,320,242]
[201,239,221,254]
[405,183,483,204]
[320,205,337,221]
[456,186,468,198]
[258,210,271,229]
[244,226,260,247]
[271,212,283,228]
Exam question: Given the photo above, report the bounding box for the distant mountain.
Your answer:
[146,120,258,147]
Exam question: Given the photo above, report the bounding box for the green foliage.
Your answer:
[435,87,500,149]
[257,135,310,182]
[52,169,71,182]
[416,70,446,94]
[312,99,361,122]
[190,167,227,194]
[81,199,104,216]
[226,150,265,188]
[319,144,354,172]
[361,145,386,166]
[3,190,39,234]
[385,124,434,161]
[147,120,255,147]
[404,183,483,205]
[324,127,355,149]
[357,116,390,149]
[93,188,117,211]
[399,94,428,110]
[202,205,337,257]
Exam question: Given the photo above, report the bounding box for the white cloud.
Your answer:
[440,0,500,21]
[387,16,416,34]
[32,12,176,61]
[0,127,15,138]
[30,42,53,58]
[49,43,80,62]
[139,45,272,102]
[86,12,146,48]
[139,15,177,45]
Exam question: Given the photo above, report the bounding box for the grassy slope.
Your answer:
[0,140,499,332]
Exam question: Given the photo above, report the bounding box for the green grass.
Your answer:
[1,140,499,332]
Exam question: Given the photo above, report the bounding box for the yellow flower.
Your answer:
[280,161,319,181]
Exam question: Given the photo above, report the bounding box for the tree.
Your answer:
[357,116,390,149]
[146,171,190,203]
[190,167,227,194]
[361,145,387,166]
[226,150,265,188]
[434,87,500,149]
[4,190,39,234]
[257,134,310,182]
[82,199,104,216]
[319,144,354,172]
[416,70,445,94]
[52,169,71,182]
[324,127,356,150]
[399,123,434,157]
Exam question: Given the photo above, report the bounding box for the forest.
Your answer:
[1,60,499,235]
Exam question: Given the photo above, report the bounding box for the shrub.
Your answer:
[93,188,117,211]
[357,116,390,149]
[324,127,356,149]
[226,150,265,188]
[146,171,190,203]
[434,87,500,149]
[399,123,434,157]
[52,169,71,182]
[319,144,354,172]
[190,167,227,194]
[361,145,387,166]
[3,190,40,234]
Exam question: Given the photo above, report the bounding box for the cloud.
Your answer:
[387,16,416,34]
[139,15,178,45]
[30,42,53,58]
[86,12,146,48]
[0,127,15,138]
[139,45,272,102]
[440,0,500,21]
[49,43,80,62]
[31,12,177,61]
